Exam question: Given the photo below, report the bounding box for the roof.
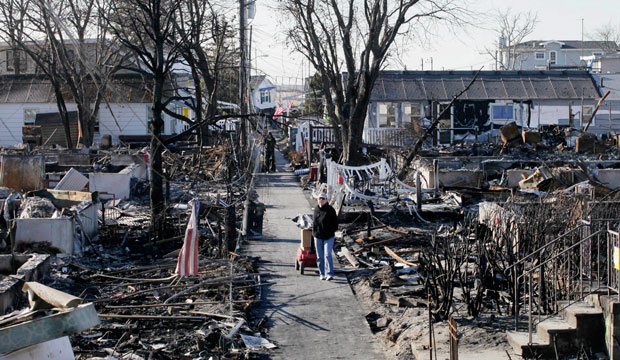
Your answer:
[250,75,266,91]
[0,75,156,103]
[592,74,620,101]
[369,70,601,101]
[514,40,617,51]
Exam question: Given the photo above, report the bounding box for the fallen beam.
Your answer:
[384,246,416,267]
[340,247,360,268]
[353,236,405,254]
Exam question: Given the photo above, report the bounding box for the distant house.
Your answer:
[250,75,276,113]
[499,40,618,70]
[0,39,201,147]
[363,70,602,146]
[275,83,305,112]
[582,54,620,74]
[0,74,192,147]
[590,74,620,136]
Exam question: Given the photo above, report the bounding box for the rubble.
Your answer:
[0,123,270,358]
[285,121,620,359]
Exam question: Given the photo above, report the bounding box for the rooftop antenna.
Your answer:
[581,18,584,69]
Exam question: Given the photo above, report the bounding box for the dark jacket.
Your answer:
[264,135,276,153]
[313,203,338,240]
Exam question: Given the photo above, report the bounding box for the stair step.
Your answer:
[506,330,551,358]
[536,317,576,343]
[562,302,603,328]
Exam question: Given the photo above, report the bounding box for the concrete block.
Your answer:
[119,163,148,180]
[500,122,520,144]
[13,218,74,254]
[89,172,132,199]
[0,254,50,315]
[2,336,74,360]
[0,278,21,317]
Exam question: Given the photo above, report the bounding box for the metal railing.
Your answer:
[362,127,411,147]
[510,219,619,345]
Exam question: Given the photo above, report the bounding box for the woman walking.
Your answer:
[312,193,338,280]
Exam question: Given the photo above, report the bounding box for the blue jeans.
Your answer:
[314,236,335,277]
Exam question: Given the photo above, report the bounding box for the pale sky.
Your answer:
[248,0,620,85]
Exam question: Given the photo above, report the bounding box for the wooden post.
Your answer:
[308,123,314,166]
[449,316,459,360]
[416,171,422,211]
[428,290,433,360]
[225,205,236,252]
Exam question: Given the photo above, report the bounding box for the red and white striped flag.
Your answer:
[273,106,285,120]
[175,199,200,276]
[287,100,294,111]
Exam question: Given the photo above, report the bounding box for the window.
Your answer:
[491,104,514,122]
[6,50,28,72]
[24,109,38,125]
[404,103,422,124]
[378,103,397,127]
[582,106,593,126]
[549,51,556,65]
[535,52,545,60]
[260,90,271,104]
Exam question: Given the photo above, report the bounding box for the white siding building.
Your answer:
[0,75,186,147]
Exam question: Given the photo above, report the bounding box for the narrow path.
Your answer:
[243,150,385,360]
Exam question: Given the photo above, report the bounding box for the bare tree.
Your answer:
[172,0,237,136]
[105,0,185,240]
[0,0,125,147]
[588,22,620,53]
[484,8,538,70]
[283,0,470,165]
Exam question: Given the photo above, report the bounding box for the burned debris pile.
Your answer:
[290,124,620,359]
[0,123,271,359]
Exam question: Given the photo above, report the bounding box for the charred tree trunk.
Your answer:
[52,87,74,149]
[150,75,165,240]
[76,103,93,146]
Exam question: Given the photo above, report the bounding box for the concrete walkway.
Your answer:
[243,150,385,360]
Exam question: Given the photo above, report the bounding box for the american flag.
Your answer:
[287,100,294,111]
[175,199,200,276]
[272,106,285,120]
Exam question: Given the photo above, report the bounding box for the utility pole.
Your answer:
[581,18,584,69]
[239,0,247,158]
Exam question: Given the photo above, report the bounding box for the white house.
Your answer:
[582,54,620,74]
[499,40,618,70]
[0,75,191,147]
[250,75,276,112]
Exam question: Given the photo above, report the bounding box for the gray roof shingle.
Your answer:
[515,40,617,51]
[370,70,600,101]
